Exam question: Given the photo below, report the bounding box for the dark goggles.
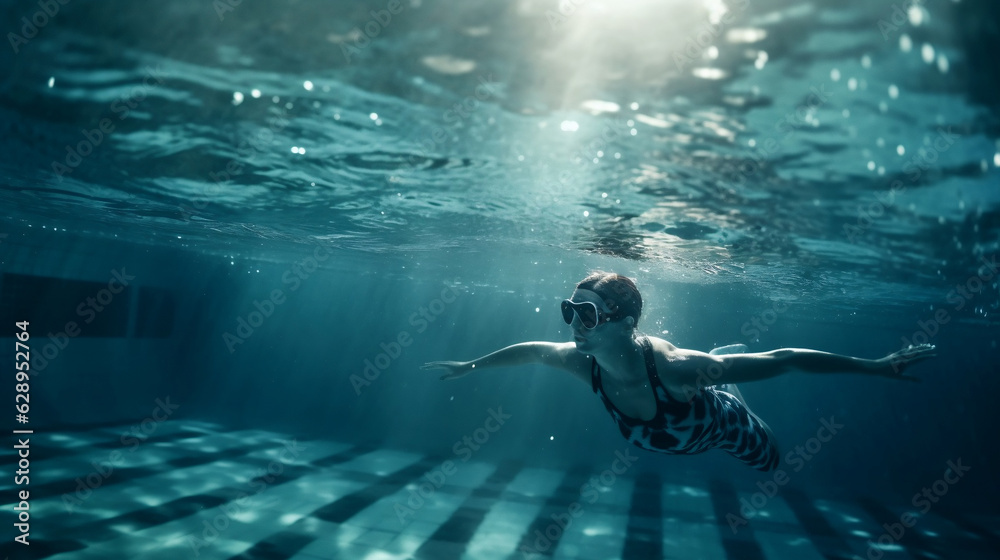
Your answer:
[561,299,614,330]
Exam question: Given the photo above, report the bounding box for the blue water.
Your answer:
[1,0,999,558]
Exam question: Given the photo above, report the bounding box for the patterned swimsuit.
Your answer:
[590,336,780,471]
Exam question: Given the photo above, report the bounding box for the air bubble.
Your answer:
[921,44,935,64]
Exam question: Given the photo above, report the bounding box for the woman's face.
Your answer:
[567,289,627,351]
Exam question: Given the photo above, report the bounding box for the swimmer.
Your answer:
[421,271,936,471]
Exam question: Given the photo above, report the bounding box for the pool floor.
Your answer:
[6,421,997,559]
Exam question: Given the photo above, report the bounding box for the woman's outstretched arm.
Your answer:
[668,343,936,393]
[421,341,590,384]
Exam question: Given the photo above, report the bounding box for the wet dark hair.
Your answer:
[575,271,642,328]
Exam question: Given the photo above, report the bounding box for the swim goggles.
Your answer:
[561,299,614,330]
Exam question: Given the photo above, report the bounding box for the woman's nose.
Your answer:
[568,311,581,326]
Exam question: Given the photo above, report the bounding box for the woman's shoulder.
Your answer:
[642,336,702,398]
[643,335,680,355]
[643,336,706,379]
[645,335,715,360]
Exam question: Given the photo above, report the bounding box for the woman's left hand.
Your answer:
[872,344,937,381]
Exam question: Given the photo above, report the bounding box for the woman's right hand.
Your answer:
[420,361,473,380]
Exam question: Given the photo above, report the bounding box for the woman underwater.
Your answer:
[421,271,936,471]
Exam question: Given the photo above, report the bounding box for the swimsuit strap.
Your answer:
[639,336,660,385]
[591,356,600,393]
